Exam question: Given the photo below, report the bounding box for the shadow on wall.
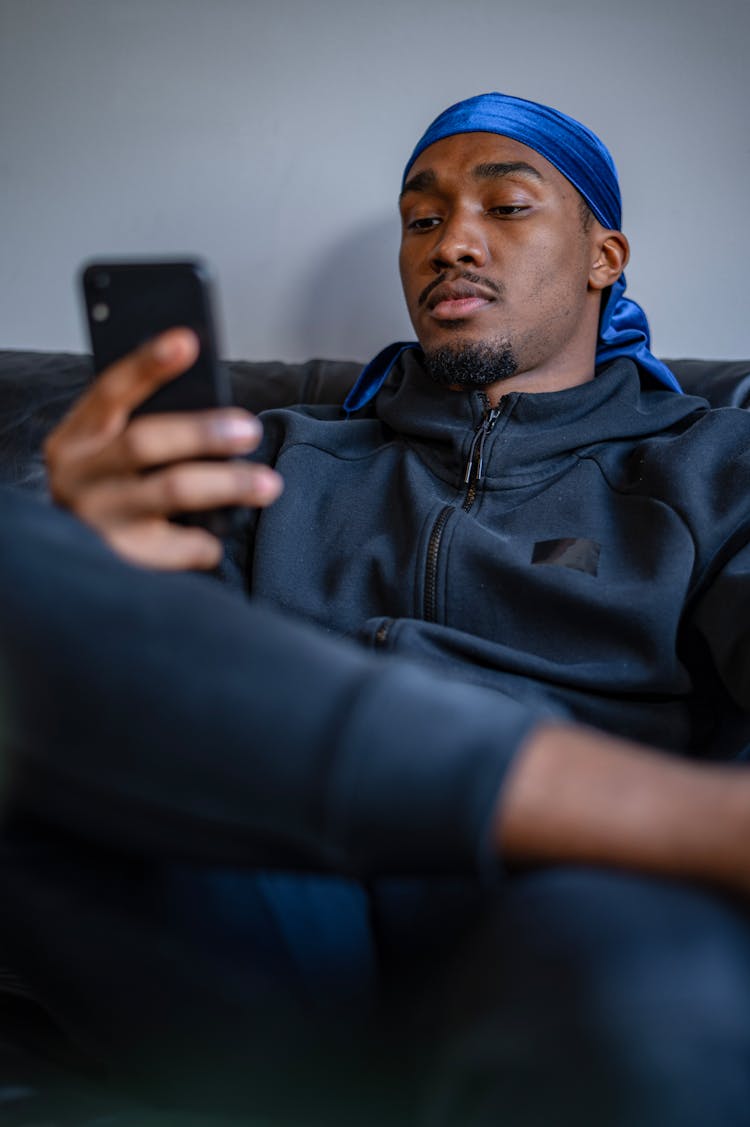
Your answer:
[289,213,414,363]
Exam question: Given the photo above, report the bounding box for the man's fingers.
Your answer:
[49,328,200,447]
[138,461,284,516]
[106,520,225,572]
[41,327,282,573]
[97,409,263,477]
[89,328,200,423]
[77,461,283,524]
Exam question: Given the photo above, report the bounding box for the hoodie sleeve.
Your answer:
[0,486,537,877]
[692,535,750,716]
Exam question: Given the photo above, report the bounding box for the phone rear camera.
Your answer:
[93,271,110,290]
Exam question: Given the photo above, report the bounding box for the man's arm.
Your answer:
[3,476,750,891]
[497,725,750,896]
[34,335,750,894]
[44,328,283,570]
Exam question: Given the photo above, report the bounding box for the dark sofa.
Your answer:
[4,350,750,496]
[1,347,750,1124]
[0,350,364,494]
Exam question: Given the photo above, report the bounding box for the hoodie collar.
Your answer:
[372,350,705,487]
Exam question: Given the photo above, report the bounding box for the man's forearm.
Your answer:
[495,723,750,894]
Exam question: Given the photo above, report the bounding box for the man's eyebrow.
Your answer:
[399,169,437,199]
[472,161,544,183]
[399,160,544,200]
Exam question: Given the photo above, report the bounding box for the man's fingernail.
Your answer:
[215,415,261,441]
[254,468,283,499]
[152,337,177,362]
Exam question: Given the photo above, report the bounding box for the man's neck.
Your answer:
[477,364,595,407]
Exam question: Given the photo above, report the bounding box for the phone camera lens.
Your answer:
[93,271,110,290]
[91,302,110,323]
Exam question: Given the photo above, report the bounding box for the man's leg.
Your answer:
[8,487,750,1124]
[0,487,396,1120]
[0,830,381,1121]
[408,868,750,1127]
[0,485,529,875]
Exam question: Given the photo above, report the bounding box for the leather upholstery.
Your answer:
[1,350,749,495]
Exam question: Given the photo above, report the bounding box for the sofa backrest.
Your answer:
[2,350,749,493]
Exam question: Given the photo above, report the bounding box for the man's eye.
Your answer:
[407,216,440,231]
[489,205,527,217]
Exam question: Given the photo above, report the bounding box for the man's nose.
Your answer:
[430,211,488,271]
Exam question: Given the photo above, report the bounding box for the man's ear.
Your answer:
[589,230,630,291]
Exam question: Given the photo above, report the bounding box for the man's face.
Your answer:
[398,131,603,391]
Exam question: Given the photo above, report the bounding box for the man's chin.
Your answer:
[423,340,519,390]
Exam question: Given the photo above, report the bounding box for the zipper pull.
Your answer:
[464,407,501,485]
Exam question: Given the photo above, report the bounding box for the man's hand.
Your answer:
[495,722,750,898]
[45,328,283,570]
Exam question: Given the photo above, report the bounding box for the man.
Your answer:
[4,93,750,1124]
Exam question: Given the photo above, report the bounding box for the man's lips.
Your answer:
[431,294,493,320]
[422,280,500,322]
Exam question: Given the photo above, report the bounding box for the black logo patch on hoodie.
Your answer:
[532,538,601,577]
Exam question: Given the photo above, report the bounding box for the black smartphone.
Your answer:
[80,258,238,537]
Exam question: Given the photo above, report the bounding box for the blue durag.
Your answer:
[344,92,681,413]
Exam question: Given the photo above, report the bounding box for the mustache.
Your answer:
[417,271,504,308]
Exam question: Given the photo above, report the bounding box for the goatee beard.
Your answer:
[424,341,519,390]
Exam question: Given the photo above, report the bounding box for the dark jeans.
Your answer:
[1,486,750,1125]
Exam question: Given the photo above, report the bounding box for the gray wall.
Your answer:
[1,0,748,362]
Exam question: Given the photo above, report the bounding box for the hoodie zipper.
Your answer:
[423,404,502,623]
[462,405,502,511]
